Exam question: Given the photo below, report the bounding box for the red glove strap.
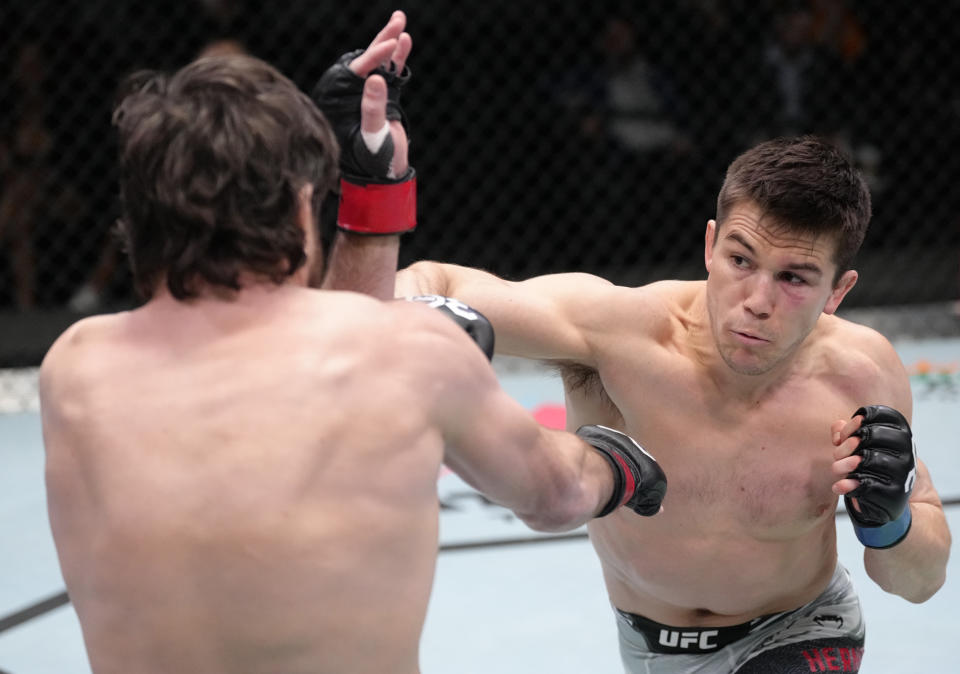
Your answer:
[611,452,637,507]
[337,176,417,234]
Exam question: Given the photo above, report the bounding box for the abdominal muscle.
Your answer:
[588,508,838,626]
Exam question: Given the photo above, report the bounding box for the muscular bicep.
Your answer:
[397,261,614,363]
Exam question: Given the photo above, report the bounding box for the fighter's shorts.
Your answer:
[614,564,865,673]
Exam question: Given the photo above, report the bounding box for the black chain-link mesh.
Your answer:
[1,1,958,326]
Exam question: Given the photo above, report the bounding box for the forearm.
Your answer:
[443,424,612,534]
[863,501,951,602]
[320,232,399,299]
[511,432,614,532]
[515,425,667,530]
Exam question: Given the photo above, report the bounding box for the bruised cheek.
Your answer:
[780,282,814,304]
[780,288,824,333]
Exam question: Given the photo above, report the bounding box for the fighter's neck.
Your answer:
[686,288,815,404]
[141,278,311,328]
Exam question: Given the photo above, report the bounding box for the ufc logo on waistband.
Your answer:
[658,629,720,650]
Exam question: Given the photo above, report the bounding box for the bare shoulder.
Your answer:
[547,278,700,361]
[615,279,703,341]
[42,313,125,374]
[637,278,703,314]
[816,314,911,411]
[40,313,127,403]
[379,299,497,386]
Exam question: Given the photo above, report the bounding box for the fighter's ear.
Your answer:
[295,184,320,287]
[296,183,315,234]
[824,269,858,315]
[704,219,717,272]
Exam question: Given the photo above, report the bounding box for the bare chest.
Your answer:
[661,417,837,533]
[585,363,850,536]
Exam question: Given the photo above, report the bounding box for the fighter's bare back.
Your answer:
[42,286,446,674]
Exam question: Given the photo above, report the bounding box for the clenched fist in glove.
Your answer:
[832,405,917,549]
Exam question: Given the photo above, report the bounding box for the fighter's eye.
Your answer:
[779,272,807,285]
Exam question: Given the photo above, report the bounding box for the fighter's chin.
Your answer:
[719,348,776,376]
[728,361,773,376]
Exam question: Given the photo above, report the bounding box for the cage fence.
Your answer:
[1,0,958,368]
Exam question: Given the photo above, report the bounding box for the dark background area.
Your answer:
[1,0,959,366]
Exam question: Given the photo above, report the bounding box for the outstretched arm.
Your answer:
[400,303,665,531]
[398,261,617,363]
[315,10,413,298]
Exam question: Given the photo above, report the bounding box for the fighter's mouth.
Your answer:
[732,330,770,344]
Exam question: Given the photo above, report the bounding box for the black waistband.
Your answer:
[616,609,784,654]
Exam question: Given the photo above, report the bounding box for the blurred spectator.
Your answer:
[0,0,955,314]
[808,0,867,65]
[67,238,121,313]
[594,15,694,158]
[544,11,700,254]
[0,41,49,309]
[749,1,887,202]
[760,5,831,137]
[756,1,870,141]
[0,38,90,310]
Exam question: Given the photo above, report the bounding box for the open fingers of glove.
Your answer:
[349,39,398,78]
[360,76,388,139]
[855,425,910,453]
[845,495,862,514]
[832,415,862,448]
[832,476,861,497]
[350,10,407,75]
[833,454,862,482]
[832,432,861,461]
[391,31,412,72]
[358,77,408,178]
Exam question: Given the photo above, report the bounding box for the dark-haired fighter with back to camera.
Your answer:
[385,129,951,669]
[39,11,666,674]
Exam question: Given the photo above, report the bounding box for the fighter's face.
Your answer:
[703,201,857,375]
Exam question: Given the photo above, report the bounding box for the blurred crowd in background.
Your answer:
[1,0,959,315]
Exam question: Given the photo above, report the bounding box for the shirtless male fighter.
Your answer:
[38,12,665,674]
[394,135,951,672]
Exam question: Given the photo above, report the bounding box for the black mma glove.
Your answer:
[312,49,416,234]
[407,295,495,360]
[845,405,917,549]
[576,425,667,517]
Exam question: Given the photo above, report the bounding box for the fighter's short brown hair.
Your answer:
[716,136,872,282]
[114,54,339,299]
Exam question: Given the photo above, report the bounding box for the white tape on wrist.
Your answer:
[361,123,390,154]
